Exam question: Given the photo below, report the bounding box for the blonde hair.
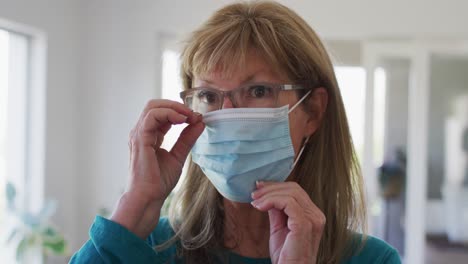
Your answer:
[161,1,367,263]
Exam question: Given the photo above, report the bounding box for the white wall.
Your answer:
[76,0,162,246]
[326,40,362,66]
[382,59,410,162]
[0,0,80,252]
[152,0,468,39]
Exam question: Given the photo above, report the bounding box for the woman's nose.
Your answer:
[221,96,234,109]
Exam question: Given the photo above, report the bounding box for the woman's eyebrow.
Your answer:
[198,79,213,85]
[197,69,273,86]
[239,74,256,85]
[197,75,256,85]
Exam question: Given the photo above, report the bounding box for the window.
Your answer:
[0,21,46,263]
[0,27,32,205]
[0,26,30,263]
[0,29,8,223]
[334,66,367,161]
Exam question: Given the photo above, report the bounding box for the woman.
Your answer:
[71,1,400,263]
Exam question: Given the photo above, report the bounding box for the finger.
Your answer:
[252,182,323,218]
[253,195,315,237]
[170,121,205,165]
[151,123,171,150]
[159,123,172,135]
[145,100,202,124]
[142,99,191,118]
[137,99,200,126]
[254,181,287,193]
[255,180,278,189]
[150,112,202,152]
[253,181,304,196]
[251,194,304,221]
[135,108,188,148]
[254,181,304,195]
[254,189,326,240]
[141,108,188,134]
[252,182,311,207]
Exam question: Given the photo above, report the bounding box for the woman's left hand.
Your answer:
[251,181,326,264]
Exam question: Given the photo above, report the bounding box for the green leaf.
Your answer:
[43,238,67,255]
[27,234,37,247]
[15,237,27,261]
[42,227,67,256]
[6,182,16,205]
[42,226,58,237]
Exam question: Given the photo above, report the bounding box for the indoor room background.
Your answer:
[0,0,467,263]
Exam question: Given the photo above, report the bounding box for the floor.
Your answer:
[425,236,468,264]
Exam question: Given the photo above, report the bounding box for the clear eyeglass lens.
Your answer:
[236,84,278,108]
[186,84,280,113]
[188,89,221,114]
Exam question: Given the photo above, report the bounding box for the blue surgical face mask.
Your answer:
[191,91,311,203]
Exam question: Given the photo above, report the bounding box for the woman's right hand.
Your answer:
[111,99,205,238]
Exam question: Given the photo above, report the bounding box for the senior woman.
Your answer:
[71,1,400,263]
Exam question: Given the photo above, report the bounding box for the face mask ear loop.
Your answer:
[292,135,310,169]
[288,89,313,113]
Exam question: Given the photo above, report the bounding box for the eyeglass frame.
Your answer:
[179,82,312,112]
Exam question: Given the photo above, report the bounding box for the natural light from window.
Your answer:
[0,28,9,225]
[161,49,185,151]
[0,27,36,263]
[334,66,366,161]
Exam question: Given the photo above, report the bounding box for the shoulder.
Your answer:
[342,234,401,264]
[147,216,176,247]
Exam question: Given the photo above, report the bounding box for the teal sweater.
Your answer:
[70,216,401,264]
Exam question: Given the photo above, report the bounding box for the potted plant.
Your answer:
[4,182,69,263]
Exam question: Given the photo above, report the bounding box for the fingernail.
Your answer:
[251,192,256,199]
[180,114,188,121]
[194,112,202,116]
[256,181,264,188]
[251,200,258,208]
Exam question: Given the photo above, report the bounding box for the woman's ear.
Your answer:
[304,87,328,136]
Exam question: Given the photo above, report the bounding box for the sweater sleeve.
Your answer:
[69,216,160,264]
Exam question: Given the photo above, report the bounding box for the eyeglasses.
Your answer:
[180,82,308,114]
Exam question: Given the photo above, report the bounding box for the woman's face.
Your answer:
[193,51,327,156]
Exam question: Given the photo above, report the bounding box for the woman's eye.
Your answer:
[248,85,272,98]
[198,91,218,104]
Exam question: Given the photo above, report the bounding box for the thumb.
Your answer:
[170,122,205,165]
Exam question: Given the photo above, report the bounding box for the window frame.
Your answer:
[0,17,47,223]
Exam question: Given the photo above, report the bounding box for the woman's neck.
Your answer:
[223,198,270,258]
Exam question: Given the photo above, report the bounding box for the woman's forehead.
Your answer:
[193,60,289,88]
